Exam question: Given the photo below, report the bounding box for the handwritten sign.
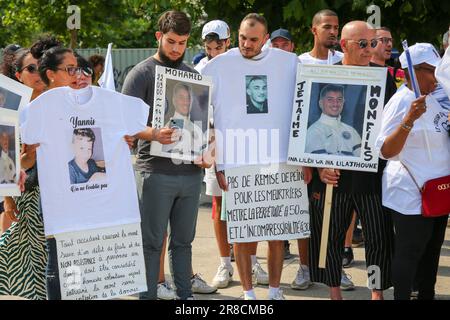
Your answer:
[55,223,147,300]
[287,64,387,172]
[150,65,212,162]
[225,163,310,243]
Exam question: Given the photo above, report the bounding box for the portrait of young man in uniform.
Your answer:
[305,84,362,157]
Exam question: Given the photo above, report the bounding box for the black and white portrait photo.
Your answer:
[246,75,268,114]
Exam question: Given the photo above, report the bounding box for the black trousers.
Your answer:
[390,209,448,300]
[46,237,61,300]
[309,192,394,289]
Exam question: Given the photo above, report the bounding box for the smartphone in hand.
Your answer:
[169,118,184,130]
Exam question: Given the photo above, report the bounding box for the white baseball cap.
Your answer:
[399,43,441,69]
[201,20,230,40]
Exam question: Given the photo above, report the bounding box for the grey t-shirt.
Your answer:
[122,57,201,175]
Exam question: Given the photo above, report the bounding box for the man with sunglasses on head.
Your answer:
[308,21,395,300]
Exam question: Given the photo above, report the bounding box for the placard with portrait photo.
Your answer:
[0,116,20,196]
[0,74,32,114]
[287,64,387,172]
[150,66,212,162]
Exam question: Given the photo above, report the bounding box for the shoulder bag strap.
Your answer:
[400,161,423,193]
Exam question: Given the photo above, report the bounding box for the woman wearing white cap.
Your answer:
[376,43,450,300]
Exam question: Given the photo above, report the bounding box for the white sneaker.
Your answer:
[191,273,218,294]
[157,281,177,300]
[252,262,269,285]
[291,265,313,290]
[212,264,234,288]
[340,270,355,291]
[244,292,257,300]
[269,289,286,300]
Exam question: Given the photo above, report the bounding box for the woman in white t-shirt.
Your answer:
[376,43,450,300]
[0,37,80,299]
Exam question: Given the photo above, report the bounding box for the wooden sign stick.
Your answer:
[319,183,334,269]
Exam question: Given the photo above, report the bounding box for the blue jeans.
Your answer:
[135,171,202,300]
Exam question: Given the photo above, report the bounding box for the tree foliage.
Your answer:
[1,0,449,52]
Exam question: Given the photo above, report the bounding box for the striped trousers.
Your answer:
[309,192,394,290]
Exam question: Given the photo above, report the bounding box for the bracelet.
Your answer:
[400,123,413,131]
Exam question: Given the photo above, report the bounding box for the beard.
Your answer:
[158,46,185,68]
[324,42,338,49]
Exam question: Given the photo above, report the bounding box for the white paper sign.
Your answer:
[225,163,310,243]
[150,66,212,162]
[56,223,147,300]
[0,114,20,196]
[0,74,32,113]
[0,74,32,196]
[287,64,387,172]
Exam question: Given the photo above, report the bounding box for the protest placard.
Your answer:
[0,74,32,196]
[225,163,309,243]
[0,115,20,196]
[150,66,212,162]
[55,223,147,300]
[287,64,387,172]
[0,74,32,114]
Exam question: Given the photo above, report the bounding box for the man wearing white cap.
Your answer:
[196,19,239,290]
[377,42,450,300]
[195,20,231,73]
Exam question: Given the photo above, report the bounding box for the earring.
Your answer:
[50,79,54,83]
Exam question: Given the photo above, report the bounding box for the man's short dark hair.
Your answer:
[158,10,191,35]
[246,76,266,89]
[320,84,344,100]
[242,13,268,33]
[204,33,227,46]
[312,9,338,26]
[73,128,96,143]
[88,54,105,67]
[377,26,391,33]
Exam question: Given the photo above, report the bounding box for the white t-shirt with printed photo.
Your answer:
[202,47,298,171]
[20,86,149,235]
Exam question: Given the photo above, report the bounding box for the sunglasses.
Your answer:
[377,37,393,45]
[346,39,378,49]
[57,66,93,77]
[20,64,39,74]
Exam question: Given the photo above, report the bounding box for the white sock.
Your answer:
[220,256,232,266]
[251,255,258,266]
[244,289,256,299]
[268,286,280,297]
[300,264,309,271]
